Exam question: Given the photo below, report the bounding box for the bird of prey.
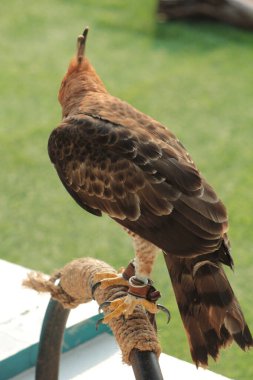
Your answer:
[48,28,252,366]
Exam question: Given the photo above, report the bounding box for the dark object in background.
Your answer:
[157,0,253,30]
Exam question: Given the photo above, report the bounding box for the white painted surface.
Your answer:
[0,260,231,380]
[12,334,230,380]
[0,259,98,362]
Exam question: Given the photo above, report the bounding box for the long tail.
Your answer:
[164,246,253,367]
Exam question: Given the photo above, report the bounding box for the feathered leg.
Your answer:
[130,230,159,284]
[96,230,161,322]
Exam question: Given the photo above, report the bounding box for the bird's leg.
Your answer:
[101,234,162,323]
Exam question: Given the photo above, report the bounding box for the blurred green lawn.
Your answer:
[1,0,253,378]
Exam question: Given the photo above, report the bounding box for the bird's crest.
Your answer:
[77,27,89,65]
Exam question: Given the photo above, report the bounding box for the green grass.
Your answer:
[1,1,253,378]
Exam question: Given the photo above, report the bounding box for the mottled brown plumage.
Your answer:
[48,28,252,366]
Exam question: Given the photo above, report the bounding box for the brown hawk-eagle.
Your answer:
[48,28,252,366]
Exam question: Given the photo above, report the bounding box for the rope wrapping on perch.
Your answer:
[23,257,161,364]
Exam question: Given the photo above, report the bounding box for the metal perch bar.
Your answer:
[36,300,70,380]
[24,257,163,379]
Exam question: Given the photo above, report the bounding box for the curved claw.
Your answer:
[91,281,101,299]
[98,301,111,314]
[96,317,104,330]
[157,304,171,324]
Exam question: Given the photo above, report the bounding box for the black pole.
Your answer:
[130,349,164,380]
[36,299,70,380]
[36,298,164,380]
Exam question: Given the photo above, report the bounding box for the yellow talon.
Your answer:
[93,271,129,289]
[102,294,158,323]
[93,272,119,281]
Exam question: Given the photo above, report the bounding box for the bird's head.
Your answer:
[58,27,107,116]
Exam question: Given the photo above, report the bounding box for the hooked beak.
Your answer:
[77,27,89,64]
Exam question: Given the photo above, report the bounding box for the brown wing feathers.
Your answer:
[48,113,196,222]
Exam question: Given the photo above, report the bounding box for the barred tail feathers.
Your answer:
[164,252,253,367]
